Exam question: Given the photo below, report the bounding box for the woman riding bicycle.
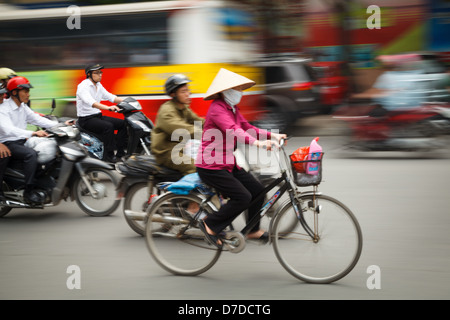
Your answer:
[195,68,286,247]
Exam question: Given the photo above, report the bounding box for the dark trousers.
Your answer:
[0,155,10,194]
[78,114,128,157]
[3,140,38,188]
[197,166,265,235]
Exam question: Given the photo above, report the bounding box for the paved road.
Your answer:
[1,136,450,301]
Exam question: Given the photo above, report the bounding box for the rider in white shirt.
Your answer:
[0,76,58,204]
[76,64,127,163]
[0,85,11,202]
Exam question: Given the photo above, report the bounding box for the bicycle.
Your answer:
[143,138,363,284]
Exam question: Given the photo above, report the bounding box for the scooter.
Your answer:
[77,97,154,160]
[333,101,450,153]
[115,154,183,235]
[0,124,121,218]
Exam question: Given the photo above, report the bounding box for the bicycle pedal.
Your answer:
[222,231,246,253]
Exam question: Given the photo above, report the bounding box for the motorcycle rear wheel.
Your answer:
[123,182,156,236]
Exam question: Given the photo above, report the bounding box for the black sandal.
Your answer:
[248,231,269,244]
[199,221,223,249]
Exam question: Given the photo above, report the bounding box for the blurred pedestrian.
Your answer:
[151,74,204,175]
[195,68,286,247]
[76,64,127,163]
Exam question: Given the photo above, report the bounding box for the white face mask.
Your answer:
[222,88,243,108]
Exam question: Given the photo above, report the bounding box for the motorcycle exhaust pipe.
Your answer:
[4,200,34,208]
[124,209,147,221]
[124,210,190,225]
[151,214,190,225]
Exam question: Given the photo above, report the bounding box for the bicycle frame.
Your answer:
[240,170,316,241]
[196,139,317,241]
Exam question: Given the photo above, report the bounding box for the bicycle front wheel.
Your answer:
[145,192,222,276]
[272,194,363,284]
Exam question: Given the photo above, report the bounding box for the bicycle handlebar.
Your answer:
[279,136,290,148]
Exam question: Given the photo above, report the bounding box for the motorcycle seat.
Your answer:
[75,121,104,141]
[118,154,183,181]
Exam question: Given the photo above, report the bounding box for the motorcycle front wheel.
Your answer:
[74,168,120,217]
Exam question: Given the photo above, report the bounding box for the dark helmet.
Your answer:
[85,64,104,78]
[7,76,33,92]
[164,74,191,96]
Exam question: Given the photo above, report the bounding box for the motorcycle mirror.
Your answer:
[50,98,56,115]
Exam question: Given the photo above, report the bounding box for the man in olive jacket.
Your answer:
[151,74,204,175]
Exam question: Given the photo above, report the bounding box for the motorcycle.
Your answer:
[77,97,154,160]
[0,123,121,218]
[115,154,183,235]
[333,101,450,153]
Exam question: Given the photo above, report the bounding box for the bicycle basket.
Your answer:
[289,152,324,187]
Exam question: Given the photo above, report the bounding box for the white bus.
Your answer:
[0,0,264,121]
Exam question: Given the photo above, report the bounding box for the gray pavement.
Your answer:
[1,136,450,300]
[291,115,349,137]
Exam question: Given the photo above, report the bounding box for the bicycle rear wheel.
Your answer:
[145,192,222,276]
[272,194,362,284]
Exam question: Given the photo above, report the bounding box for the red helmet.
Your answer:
[7,76,33,92]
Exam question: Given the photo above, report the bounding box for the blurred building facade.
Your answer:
[239,0,450,90]
[1,0,449,112]
[2,0,449,67]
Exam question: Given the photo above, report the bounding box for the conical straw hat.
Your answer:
[204,68,255,100]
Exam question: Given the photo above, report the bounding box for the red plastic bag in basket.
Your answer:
[290,146,309,173]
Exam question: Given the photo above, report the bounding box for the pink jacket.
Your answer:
[195,98,272,172]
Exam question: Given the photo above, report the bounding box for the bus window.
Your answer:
[0,11,169,70]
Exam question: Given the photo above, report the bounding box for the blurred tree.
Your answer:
[238,0,306,55]
[319,0,358,93]
[75,0,155,4]
[78,0,152,3]
[319,0,354,63]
